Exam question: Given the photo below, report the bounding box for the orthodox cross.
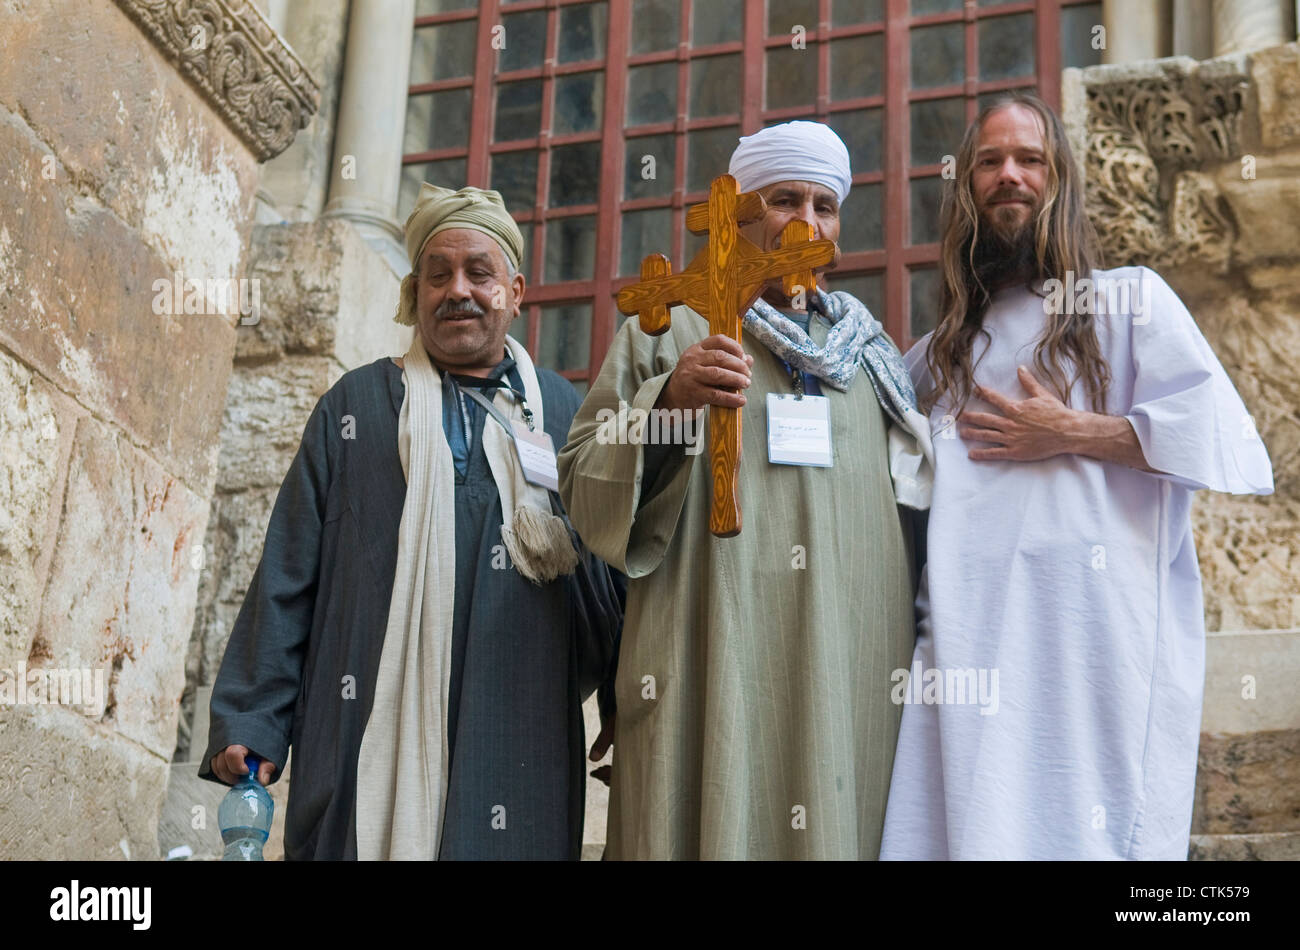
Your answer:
[615,174,837,537]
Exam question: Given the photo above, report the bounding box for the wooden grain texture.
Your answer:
[635,254,672,335]
[686,191,765,233]
[780,219,817,301]
[612,173,841,537]
[707,177,743,537]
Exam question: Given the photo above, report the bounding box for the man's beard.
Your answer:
[971,202,1040,291]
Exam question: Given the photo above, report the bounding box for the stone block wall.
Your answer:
[0,0,314,859]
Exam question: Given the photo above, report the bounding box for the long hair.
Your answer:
[923,93,1109,416]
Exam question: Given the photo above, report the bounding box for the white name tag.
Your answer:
[511,421,559,490]
[767,393,833,467]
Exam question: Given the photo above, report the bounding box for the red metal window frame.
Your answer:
[403,0,1096,384]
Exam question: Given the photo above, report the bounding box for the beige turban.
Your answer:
[395,183,525,326]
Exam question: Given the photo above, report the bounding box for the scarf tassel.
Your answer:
[502,505,579,584]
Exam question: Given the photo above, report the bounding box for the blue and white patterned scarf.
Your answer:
[744,288,917,428]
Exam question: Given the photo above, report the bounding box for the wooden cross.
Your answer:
[615,173,837,537]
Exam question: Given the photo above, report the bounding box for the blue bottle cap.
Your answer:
[245,754,262,783]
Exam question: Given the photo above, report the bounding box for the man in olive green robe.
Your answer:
[558,122,931,859]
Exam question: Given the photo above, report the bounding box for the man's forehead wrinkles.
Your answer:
[422,250,498,266]
[763,183,839,202]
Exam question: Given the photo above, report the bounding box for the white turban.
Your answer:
[727,121,853,205]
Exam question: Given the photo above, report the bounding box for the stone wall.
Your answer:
[0,0,314,859]
[1065,42,1300,857]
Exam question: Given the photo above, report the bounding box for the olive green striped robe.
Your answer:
[558,305,916,860]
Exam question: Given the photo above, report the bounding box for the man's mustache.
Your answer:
[984,188,1036,206]
[435,298,488,319]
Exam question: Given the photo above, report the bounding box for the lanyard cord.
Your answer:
[782,361,806,400]
[448,365,536,431]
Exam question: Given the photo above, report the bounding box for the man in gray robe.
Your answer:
[200,185,619,860]
[558,122,932,859]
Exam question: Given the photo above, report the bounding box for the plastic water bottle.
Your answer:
[219,754,274,861]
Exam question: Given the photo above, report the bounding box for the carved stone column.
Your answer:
[322,0,416,272]
[1102,0,1169,64]
[1212,0,1291,55]
[1173,0,1215,59]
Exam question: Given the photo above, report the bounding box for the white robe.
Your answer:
[879,266,1273,860]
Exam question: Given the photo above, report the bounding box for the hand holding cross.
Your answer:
[615,174,837,537]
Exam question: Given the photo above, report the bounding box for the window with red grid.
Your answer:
[401,0,1103,390]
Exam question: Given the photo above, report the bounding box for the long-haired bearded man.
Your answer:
[879,94,1274,860]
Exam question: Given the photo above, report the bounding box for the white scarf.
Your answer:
[355,334,576,860]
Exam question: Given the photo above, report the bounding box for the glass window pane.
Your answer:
[832,0,882,26]
[910,97,966,166]
[826,108,883,173]
[910,23,964,89]
[979,13,1034,81]
[627,62,678,126]
[694,0,743,45]
[495,79,542,142]
[399,158,468,220]
[403,88,471,154]
[559,2,607,63]
[553,72,604,135]
[766,45,817,111]
[416,0,475,12]
[549,142,601,206]
[830,34,884,100]
[910,176,945,245]
[620,207,673,276]
[410,21,477,82]
[545,217,598,282]
[490,150,538,211]
[538,303,593,371]
[1061,2,1104,70]
[499,10,547,72]
[910,266,942,338]
[910,0,962,13]
[690,54,741,117]
[631,0,679,53]
[687,125,739,193]
[767,0,818,35]
[624,133,675,199]
[827,272,883,319]
[509,310,527,346]
[838,182,882,252]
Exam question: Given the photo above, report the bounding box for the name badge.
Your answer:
[767,393,832,467]
[510,421,559,490]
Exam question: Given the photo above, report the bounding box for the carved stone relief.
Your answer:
[1082,62,1250,271]
[112,0,320,161]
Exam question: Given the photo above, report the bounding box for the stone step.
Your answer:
[1200,629,1300,735]
[1193,627,1300,835]
[1189,831,1300,861]
[1192,728,1300,834]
